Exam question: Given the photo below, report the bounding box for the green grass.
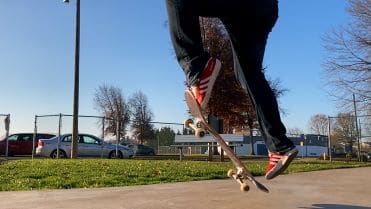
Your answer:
[0,159,369,191]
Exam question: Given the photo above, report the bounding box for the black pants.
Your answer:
[165,0,294,153]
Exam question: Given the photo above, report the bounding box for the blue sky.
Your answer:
[0,0,349,136]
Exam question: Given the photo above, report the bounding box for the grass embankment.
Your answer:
[0,159,369,191]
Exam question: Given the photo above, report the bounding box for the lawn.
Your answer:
[0,159,369,191]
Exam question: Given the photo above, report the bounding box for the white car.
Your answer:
[36,133,133,159]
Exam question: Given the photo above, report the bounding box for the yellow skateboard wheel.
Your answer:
[184,119,193,128]
[194,128,206,138]
[227,169,235,178]
[240,182,250,192]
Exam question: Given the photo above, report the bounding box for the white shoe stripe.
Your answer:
[200,79,210,86]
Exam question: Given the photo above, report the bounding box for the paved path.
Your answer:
[0,167,370,209]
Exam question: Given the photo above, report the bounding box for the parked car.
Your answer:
[36,133,134,159]
[134,144,156,156]
[0,133,56,156]
[120,142,156,156]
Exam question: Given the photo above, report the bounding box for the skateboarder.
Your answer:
[165,0,298,180]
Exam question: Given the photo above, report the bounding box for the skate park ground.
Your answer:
[0,167,370,209]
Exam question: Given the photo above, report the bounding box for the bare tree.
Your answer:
[322,0,371,112]
[94,84,130,137]
[287,127,304,136]
[129,91,154,144]
[309,114,329,135]
[331,112,357,152]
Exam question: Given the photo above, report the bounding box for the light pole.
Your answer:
[64,0,80,158]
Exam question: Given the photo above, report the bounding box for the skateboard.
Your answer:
[184,90,269,193]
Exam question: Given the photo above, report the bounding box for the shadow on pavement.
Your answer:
[301,204,371,209]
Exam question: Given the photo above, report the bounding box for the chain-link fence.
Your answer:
[328,114,371,161]
[33,114,115,159]
[34,114,109,138]
[157,145,206,155]
[33,114,186,158]
[137,121,184,155]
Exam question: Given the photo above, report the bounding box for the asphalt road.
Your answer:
[0,167,370,209]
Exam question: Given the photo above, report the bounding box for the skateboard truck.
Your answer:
[227,168,250,192]
[184,118,206,138]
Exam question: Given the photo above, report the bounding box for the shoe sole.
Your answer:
[265,148,298,180]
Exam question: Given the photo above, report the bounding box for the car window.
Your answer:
[82,135,100,144]
[18,134,33,141]
[7,134,18,141]
[63,135,83,143]
[62,135,72,142]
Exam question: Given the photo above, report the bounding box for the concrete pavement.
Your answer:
[0,167,370,209]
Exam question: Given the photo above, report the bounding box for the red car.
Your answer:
[0,133,55,156]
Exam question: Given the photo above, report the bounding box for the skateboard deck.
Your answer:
[184,90,269,193]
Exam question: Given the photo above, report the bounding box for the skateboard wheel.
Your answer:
[194,128,206,138]
[240,182,250,192]
[196,121,203,128]
[227,169,235,178]
[184,119,193,128]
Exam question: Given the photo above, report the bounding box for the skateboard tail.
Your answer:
[252,180,269,193]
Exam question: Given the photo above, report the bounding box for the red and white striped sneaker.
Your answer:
[265,147,298,180]
[190,57,221,109]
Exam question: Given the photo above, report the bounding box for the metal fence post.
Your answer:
[57,113,62,159]
[116,115,119,158]
[100,117,104,158]
[328,116,332,162]
[4,114,10,159]
[32,116,37,160]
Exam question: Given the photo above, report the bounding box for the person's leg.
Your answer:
[221,5,293,153]
[220,0,297,179]
[165,0,211,85]
[166,0,293,150]
[165,0,221,109]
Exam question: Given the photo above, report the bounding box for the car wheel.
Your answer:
[148,151,155,156]
[50,150,67,159]
[108,150,123,159]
